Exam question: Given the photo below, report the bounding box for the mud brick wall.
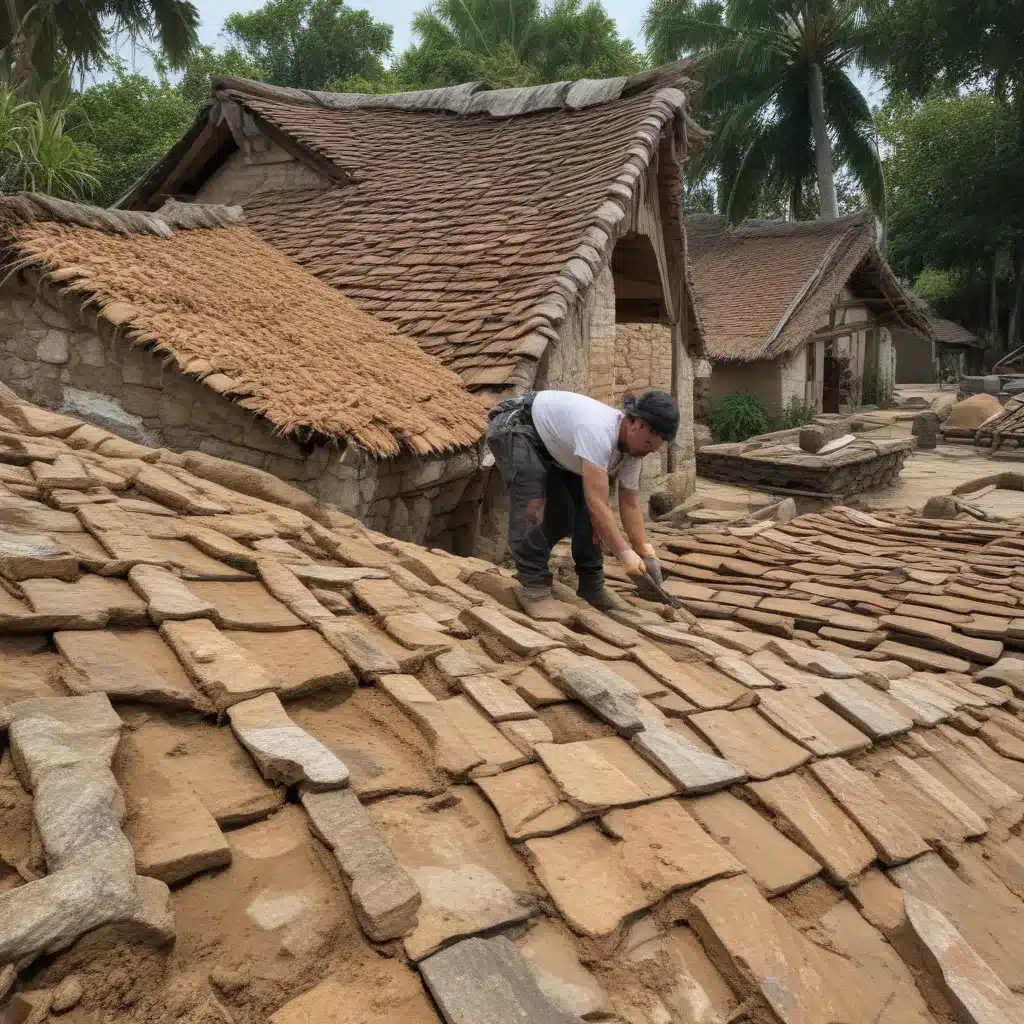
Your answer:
[197,138,328,206]
[0,275,483,552]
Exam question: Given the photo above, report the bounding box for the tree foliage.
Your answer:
[394,0,645,91]
[0,0,199,95]
[225,0,393,90]
[643,0,883,223]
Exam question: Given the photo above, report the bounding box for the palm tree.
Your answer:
[644,0,883,222]
[0,0,200,97]
[397,0,644,90]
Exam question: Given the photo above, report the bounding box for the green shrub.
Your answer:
[711,393,771,442]
[779,395,817,429]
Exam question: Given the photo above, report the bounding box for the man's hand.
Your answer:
[640,543,663,585]
[617,548,645,576]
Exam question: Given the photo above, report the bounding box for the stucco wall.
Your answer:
[892,327,936,383]
[0,275,483,552]
[710,359,784,415]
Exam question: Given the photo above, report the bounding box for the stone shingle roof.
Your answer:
[120,67,704,393]
[931,316,984,350]
[0,193,486,457]
[2,389,1024,1021]
[688,214,932,362]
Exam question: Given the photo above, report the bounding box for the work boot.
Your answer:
[516,585,577,623]
[577,586,632,612]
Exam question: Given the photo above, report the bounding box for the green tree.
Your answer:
[866,1,1024,112]
[880,92,1024,348]
[0,0,199,96]
[643,0,883,222]
[225,0,393,90]
[394,0,645,91]
[0,84,98,198]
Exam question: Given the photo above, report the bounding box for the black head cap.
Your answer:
[623,390,679,443]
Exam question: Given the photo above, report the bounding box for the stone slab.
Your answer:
[525,799,742,938]
[536,648,642,734]
[228,692,350,790]
[888,851,1024,993]
[160,618,279,711]
[0,529,79,582]
[873,640,971,674]
[536,737,676,812]
[459,674,536,721]
[510,665,568,707]
[420,935,582,1024]
[55,628,210,711]
[748,773,876,883]
[369,788,538,960]
[898,894,1021,1024]
[498,717,554,756]
[441,696,531,775]
[689,708,811,780]
[713,654,775,689]
[654,660,749,710]
[301,787,420,941]
[688,874,850,1024]
[462,605,562,656]
[819,678,914,740]
[127,563,217,624]
[317,617,401,680]
[474,763,582,840]
[226,628,355,699]
[888,755,989,840]
[756,689,872,757]
[184,580,304,631]
[21,574,147,627]
[574,607,641,648]
[809,758,930,865]
[687,790,821,896]
[630,724,746,794]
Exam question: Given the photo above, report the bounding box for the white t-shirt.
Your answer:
[531,391,642,490]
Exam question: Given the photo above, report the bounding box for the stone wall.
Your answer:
[0,275,483,552]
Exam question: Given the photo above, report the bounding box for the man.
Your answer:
[486,388,679,618]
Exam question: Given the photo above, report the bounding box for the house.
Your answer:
[687,213,931,418]
[892,317,985,384]
[0,193,488,551]
[118,67,708,513]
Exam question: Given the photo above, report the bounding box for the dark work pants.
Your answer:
[487,401,604,594]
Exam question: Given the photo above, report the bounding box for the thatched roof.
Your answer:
[118,66,706,394]
[0,194,486,458]
[931,316,984,350]
[687,213,932,363]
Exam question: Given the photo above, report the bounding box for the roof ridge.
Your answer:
[0,194,244,239]
[212,61,697,121]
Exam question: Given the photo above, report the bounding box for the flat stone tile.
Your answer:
[536,649,642,734]
[160,618,280,711]
[888,851,1024,993]
[526,799,742,938]
[0,530,78,582]
[225,628,355,699]
[302,787,420,942]
[442,696,531,775]
[927,734,1022,810]
[475,763,582,840]
[509,665,567,707]
[688,874,852,1024]
[536,737,676,812]
[748,773,876,883]
[601,658,669,698]
[809,758,930,866]
[687,790,821,896]
[184,580,304,631]
[22,575,148,627]
[516,919,613,1020]
[369,788,539,960]
[127,563,217,624]
[888,754,989,839]
[654,661,749,710]
[351,576,417,616]
[228,692,349,791]
[873,640,972,675]
[713,654,775,689]
[56,628,210,710]
[574,607,642,648]
[421,935,582,1024]
[462,606,562,656]
[756,689,872,757]
[119,731,231,885]
[690,708,811,780]
[630,725,746,794]
[317,618,401,680]
[818,678,914,740]
[459,674,535,721]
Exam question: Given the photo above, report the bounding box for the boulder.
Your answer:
[943,393,1003,431]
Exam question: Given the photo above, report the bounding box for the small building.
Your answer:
[0,194,488,550]
[119,67,708,517]
[892,317,985,384]
[687,214,931,418]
